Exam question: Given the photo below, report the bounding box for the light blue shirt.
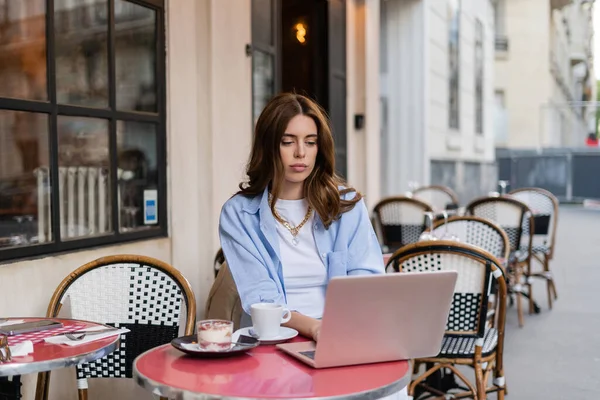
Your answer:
[219,187,385,315]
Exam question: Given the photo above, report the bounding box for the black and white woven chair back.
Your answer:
[412,186,458,213]
[466,197,531,258]
[373,197,433,252]
[433,218,508,261]
[398,251,491,337]
[510,189,557,255]
[58,261,189,389]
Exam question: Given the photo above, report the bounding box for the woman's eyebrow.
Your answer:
[282,133,318,138]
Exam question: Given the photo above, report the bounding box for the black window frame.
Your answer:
[0,0,167,263]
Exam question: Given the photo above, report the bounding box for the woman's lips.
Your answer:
[290,164,307,172]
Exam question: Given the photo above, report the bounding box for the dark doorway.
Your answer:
[280,0,327,103]
[252,0,347,177]
[279,0,347,177]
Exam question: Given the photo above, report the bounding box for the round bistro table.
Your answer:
[0,317,120,377]
[133,338,410,400]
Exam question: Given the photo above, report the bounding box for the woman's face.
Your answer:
[279,114,318,186]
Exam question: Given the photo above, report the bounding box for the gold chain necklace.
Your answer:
[269,194,313,245]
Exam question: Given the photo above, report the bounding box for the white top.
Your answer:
[274,198,327,319]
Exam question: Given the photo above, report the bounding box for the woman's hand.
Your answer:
[283,312,322,342]
[309,320,322,342]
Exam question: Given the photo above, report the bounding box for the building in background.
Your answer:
[494,0,596,149]
[380,0,497,203]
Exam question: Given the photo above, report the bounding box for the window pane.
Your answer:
[58,116,110,239]
[252,0,273,46]
[55,0,108,107]
[115,0,157,112]
[0,110,51,249]
[253,50,274,124]
[0,0,47,100]
[475,20,484,135]
[448,0,460,130]
[117,121,158,232]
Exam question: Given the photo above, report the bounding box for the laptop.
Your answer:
[276,271,457,368]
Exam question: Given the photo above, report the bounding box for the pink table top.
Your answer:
[0,317,120,377]
[133,338,410,399]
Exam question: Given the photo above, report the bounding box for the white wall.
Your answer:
[347,0,382,208]
[495,0,552,148]
[347,0,366,196]
[380,0,428,196]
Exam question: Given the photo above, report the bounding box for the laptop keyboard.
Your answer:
[299,350,316,360]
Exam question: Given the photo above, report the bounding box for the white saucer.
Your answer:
[233,327,298,345]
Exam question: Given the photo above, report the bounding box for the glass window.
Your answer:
[251,0,277,126]
[0,0,166,262]
[55,0,109,107]
[0,0,47,101]
[252,0,273,46]
[475,19,484,135]
[0,110,50,248]
[448,0,460,130]
[117,121,157,232]
[57,116,110,239]
[115,0,157,112]
[252,50,275,124]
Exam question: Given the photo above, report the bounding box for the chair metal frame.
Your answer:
[35,255,196,400]
[385,241,507,400]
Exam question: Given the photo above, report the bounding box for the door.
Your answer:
[328,0,347,178]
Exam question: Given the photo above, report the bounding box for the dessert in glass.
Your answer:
[197,319,233,351]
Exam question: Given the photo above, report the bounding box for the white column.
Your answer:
[364,0,381,209]
[346,0,367,194]
[421,0,431,185]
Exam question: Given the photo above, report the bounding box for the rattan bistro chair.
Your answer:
[372,196,433,253]
[412,185,460,212]
[510,187,559,309]
[466,196,535,327]
[433,216,510,326]
[35,255,196,400]
[386,241,507,400]
[433,216,510,262]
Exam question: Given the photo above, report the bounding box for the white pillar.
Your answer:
[364,0,381,209]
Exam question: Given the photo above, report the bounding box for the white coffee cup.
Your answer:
[250,303,291,339]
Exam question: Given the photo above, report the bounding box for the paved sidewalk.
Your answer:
[499,206,600,399]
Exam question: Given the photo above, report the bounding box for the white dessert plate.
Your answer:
[233,327,298,345]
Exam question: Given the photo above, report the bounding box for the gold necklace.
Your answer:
[269,195,313,245]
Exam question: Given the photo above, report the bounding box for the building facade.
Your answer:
[494,0,596,149]
[380,0,497,203]
[0,1,497,398]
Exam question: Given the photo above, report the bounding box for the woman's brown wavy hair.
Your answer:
[238,93,362,228]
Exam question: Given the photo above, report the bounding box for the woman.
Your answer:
[219,93,406,398]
